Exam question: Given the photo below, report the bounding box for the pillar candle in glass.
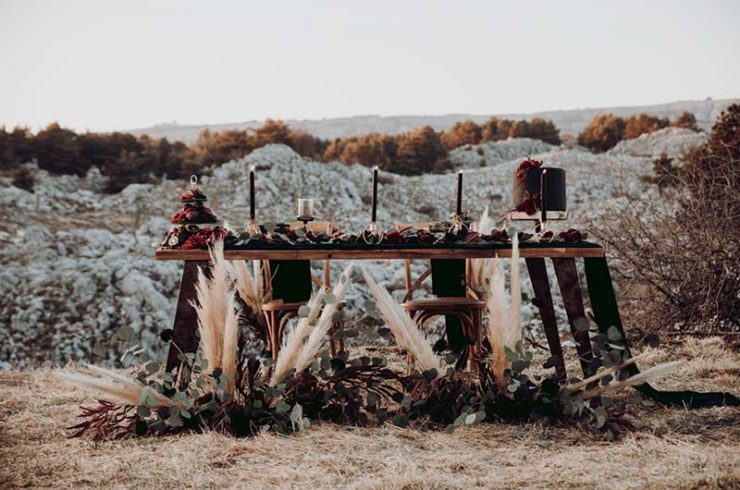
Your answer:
[297,198,315,219]
[249,165,256,220]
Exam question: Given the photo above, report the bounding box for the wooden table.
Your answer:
[156,242,619,381]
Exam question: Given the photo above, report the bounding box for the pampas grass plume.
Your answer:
[361,267,441,374]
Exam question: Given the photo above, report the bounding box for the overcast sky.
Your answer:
[1,0,738,131]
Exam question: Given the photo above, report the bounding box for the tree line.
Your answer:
[0,116,563,192]
[1,111,699,193]
[577,111,699,152]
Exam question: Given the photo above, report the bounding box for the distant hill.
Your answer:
[128,98,737,143]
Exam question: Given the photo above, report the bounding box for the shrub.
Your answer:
[623,114,670,140]
[480,117,509,142]
[34,123,86,175]
[594,104,740,334]
[0,126,34,167]
[671,112,699,131]
[193,129,255,167]
[512,118,561,145]
[640,152,679,192]
[480,117,560,145]
[578,114,626,152]
[11,166,35,192]
[255,119,292,147]
[441,121,482,150]
[395,126,448,175]
[327,133,397,170]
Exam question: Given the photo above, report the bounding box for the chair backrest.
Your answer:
[404,258,478,301]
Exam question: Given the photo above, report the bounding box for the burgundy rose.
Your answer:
[180,188,207,202]
[515,158,543,182]
[515,195,539,215]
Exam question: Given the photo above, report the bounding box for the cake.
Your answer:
[162,185,226,248]
[512,158,566,217]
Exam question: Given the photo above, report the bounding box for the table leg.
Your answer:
[525,258,566,379]
[165,260,210,373]
[552,258,594,375]
[583,257,740,407]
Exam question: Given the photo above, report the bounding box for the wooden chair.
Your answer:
[261,222,345,359]
[402,254,485,373]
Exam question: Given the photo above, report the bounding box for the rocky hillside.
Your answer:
[0,128,706,369]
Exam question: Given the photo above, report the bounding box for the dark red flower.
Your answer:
[181,228,227,249]
[515,158,543,182]
[180,188,207,202]
[558,228,583,242]
[515,195,539,215]
[384,231,401,244]
[487,229,509,242]
[171,204,219,224]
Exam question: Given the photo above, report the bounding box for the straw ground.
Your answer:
[1,337,738,489]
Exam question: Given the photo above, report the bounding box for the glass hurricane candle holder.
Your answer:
[360,221,384,245]
[297,198,316,229]
[297,198,315,219]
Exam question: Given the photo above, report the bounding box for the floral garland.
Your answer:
[163,224,587,250]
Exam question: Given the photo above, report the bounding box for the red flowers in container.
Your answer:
[181,228,228,250]
[515,158,542,182]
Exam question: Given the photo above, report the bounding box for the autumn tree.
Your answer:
[577,114,626,152]
[193,129,255,166]
[255,119,292,146]
[480,117,506,142]
[395,126,447,175]
[34,123,86,175]
[518,117,561,145]
[623,113,670,140]
[0,126,35,167]
[671,111,699,131]
[441,120,482,149]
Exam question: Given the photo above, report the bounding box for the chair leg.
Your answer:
[262,310,279,361]
[329,321,344,358]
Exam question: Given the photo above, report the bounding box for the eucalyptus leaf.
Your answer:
[117,325,135,341]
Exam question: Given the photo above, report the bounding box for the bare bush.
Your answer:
[593,105,740,335]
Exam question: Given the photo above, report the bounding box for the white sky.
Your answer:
[1,0,738,132]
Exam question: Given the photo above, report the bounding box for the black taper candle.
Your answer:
[371,166,378,222]
[456,170,463,216]
[249,165,256,221]
[540,168,547,223]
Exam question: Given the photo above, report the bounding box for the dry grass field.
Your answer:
[1,337,738,489]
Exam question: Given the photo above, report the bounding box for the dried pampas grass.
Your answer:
[486,233,522,389]
[269,265,354,386]
[361,267,441,374]
[55,364,177,408]
[192,239,240,395]
[468,207,497,293]
[230,260,264,315]
[269,292,325,386]
[293,265,354,376]
[575,360,685,400]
